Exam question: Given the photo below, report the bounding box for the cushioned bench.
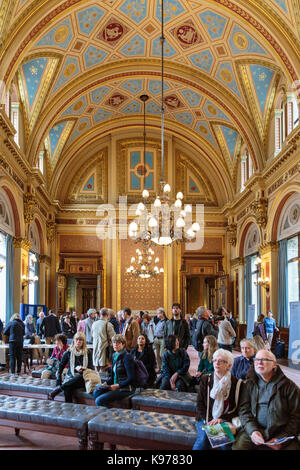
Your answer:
[132,389,197,417]
[0,375,132,408]
[0,394,105,449]
[88,408,197,450]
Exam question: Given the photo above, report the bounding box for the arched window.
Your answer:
[240,146,254,192]
[0,188,15,322]
[244,224,261,320]
[28,222,40,305]
[277,194,300,325]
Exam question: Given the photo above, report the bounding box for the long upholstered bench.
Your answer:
[132,389,197,417]
[0,375,132,408]
[88,408,197,450]
[0,394,106,449]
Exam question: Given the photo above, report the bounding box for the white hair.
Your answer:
[87,308,96,317]
[213,349,234,368]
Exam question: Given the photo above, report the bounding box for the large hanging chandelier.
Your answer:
[128,0,200,247]
[126,246,164,279]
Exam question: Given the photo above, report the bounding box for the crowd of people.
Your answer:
[0,303,299,451]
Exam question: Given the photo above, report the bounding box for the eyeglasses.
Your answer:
[254,358,275,364]
[212,359,228,364]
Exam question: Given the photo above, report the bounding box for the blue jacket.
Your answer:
[231,355,254,380]
[264,317,277,334]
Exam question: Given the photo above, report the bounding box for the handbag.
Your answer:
[105,322,113,362]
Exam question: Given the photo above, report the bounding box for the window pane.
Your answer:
[251,273,258,319]
[288,260,299,324]
[0,234,6,322]
[287,236,298,261]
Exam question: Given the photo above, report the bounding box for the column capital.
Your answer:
[39,254,51,264]
[231,257,245,268]
[259,241,279,256]
[13,237,32,251]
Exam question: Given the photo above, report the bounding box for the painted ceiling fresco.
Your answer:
[0,0,298,189]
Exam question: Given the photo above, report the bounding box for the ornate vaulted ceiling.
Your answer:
[0,0,299,205]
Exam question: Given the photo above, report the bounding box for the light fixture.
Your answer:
[126,247,164,279]
[128,0,200,247]
[254,256,262,266]
[0,264,4,272]
[22,274,39,288]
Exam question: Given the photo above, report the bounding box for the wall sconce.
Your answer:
[22,274,39,288]
[254,276,270,292]
[0,264,4,272]
[254,256,261,266]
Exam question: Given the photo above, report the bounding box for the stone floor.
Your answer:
[0,345,299,450]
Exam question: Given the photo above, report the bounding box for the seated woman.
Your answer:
[130,334,157,387]
[193,349,241,450]
[94,334,135,407]
[48,332,93,403]
[157,334,191,392]
[195,335,219,378]
[41,333,69,379]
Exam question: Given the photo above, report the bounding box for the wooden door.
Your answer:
[82,288,96,312]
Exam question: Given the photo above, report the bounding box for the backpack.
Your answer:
[192,319,205,352]
[133,358,149,388]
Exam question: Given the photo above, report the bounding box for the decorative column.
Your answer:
[230,257,245,324]
[39,255,50,305]
[286,94,294,135]
[259,241,279,319]
[46,219,56,310]
[13,237,31,311]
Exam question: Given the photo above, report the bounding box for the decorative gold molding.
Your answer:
[259,241,279,255]
[39,254,51,264]
[250,196,268,228]
[13,237,31,250]
[227,223,237,246]
[231,257,245,268]
[24,192,37,224]
[46,220,56,243]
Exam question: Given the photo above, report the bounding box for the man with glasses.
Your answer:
[233,349,300,450]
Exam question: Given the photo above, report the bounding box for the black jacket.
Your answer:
[196,373,240,422]
[62,320,76,339]
[109,317,120,334]
[3,319,25,343]
[239,365,300,441]
[107,348,135,390]
[130,345,157,386]
[36,318,44,338]
[41,314,61,337]
[192,317,219,352]
[0,318,3,336]
[158,348,191,386]
[164,319,190,350]
[56,349,93,385]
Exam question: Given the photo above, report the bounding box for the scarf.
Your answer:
[210,371,231,419]
[70,348,88,377]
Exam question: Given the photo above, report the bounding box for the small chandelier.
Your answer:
[22,274,39,288]
[126,246,164,279]
[128,0,200,247]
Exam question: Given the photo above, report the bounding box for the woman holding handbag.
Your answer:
[92,308,115,372]
[193,349,242,450]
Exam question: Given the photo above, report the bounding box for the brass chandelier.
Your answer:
[126,246,164,279]
[128,0,200,247]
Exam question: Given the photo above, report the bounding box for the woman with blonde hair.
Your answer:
[195,335,219,377]
[252,335,269,351]
[48,332,93,402]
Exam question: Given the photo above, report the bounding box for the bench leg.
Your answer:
[77,430,88,450]
[88,432,103,450]
[15,428,20,436]
[109,444,116,451]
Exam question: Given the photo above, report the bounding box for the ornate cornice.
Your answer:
[231,257,245,268]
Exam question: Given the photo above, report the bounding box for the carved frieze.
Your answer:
[250,197,268,229]
[226,222,237,246]
[46,220,56,243]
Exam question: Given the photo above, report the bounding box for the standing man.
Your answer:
[233,349,300,450]
[192,306,219,355]
[92,308,115,372]
[122,308,140,351]
[164,303,190,350]
[36,311,45,339]
[84,308,96,344]
[41,309,61,359]
[153,307,167,372]
[264,310,279,349]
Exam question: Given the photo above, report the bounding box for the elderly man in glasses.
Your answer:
[233,349,300,450]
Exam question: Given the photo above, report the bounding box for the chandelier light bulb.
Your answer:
[180,210,186,218]
[163,184,171,193]
[176,217,185,228]
[154,198,161,208]
[149,217,158,228]
[148,256,152,261]
[142,189,149,199]
[141,265,146,270]
[136,209,142,216]
[176,192,183,200]
[31,254,37,263]
[137,202,145,211]
[185,205,192,213]
[160,268,164,273]
[174,199,182,208]
[129,222,138,232]
[131,257,135,263]
[155,257,159,263]
[154,266,159,272]
[192,222,200,232]
[187,228,195,238]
